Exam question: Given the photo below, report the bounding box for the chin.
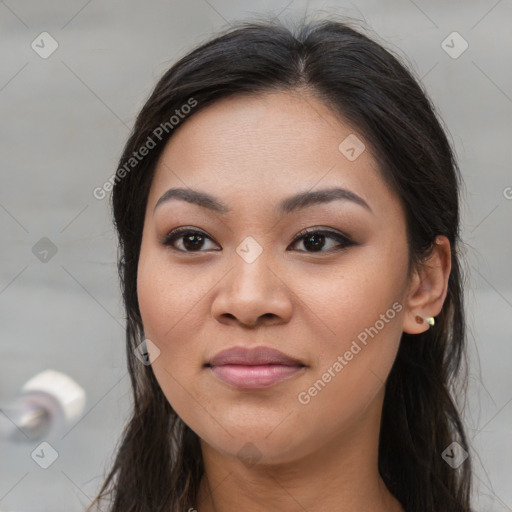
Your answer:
[197,426,312,467]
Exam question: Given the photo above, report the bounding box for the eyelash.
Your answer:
[161,226,355,254]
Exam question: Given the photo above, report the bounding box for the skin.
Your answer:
[137,89,451,512]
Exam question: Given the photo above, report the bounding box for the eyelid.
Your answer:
[291,226,353,245]
[160,226,213,244]
[161,225,355,253]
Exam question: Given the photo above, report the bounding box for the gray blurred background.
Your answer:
[0,1,511,510]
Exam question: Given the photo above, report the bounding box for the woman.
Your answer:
[88,16,473,512]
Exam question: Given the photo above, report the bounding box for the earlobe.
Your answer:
[402,235,451,335]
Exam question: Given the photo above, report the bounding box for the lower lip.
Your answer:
[208,364,305,389]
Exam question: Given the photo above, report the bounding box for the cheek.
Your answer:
[299,260,403,352]
[137,246,200,343]
[137,257,171,341]
[137,249,189,377]
[293,274,403,447]
[298,254,405,405]
[136,244,213,383]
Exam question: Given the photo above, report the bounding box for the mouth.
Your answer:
[206,345,305,367]
[204,345,307,389]
[206,363,306,389]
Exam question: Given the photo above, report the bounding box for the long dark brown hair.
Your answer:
[88,15,473,512]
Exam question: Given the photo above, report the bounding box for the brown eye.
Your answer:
[162,227,219,252]
[289,228,354,253]
[162,226,355,254]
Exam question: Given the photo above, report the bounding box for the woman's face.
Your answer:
[137,90,414,466]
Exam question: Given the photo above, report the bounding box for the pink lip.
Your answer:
[209,364,305,389]
[206,346,306,389]
[207,345,304,367]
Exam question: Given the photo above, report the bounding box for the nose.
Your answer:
[210,253,293,328]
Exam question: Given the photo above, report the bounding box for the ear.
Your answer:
[402,235,452,334]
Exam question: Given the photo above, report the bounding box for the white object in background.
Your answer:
[0,369,86,442]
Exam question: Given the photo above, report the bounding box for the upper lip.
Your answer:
[207,346,305,367]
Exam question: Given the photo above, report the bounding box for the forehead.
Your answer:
[148,90,400,220]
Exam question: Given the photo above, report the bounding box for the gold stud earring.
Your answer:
[415,315,435,327]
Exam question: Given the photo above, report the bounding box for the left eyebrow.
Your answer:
[153,187,373,216]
